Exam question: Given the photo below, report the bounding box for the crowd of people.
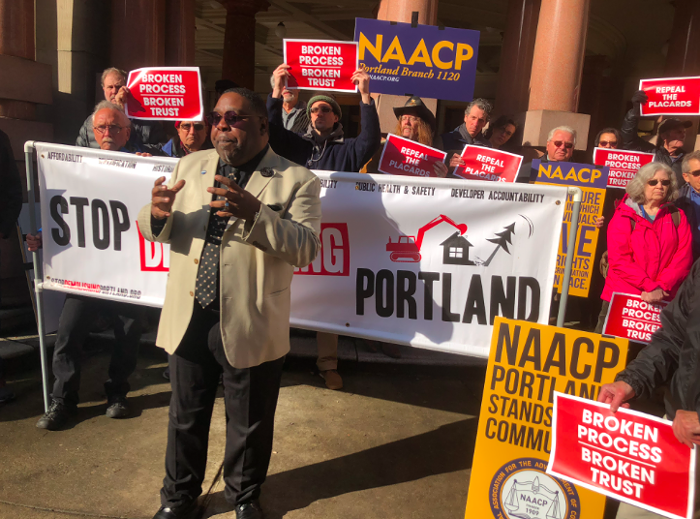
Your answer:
[2,62,700,519]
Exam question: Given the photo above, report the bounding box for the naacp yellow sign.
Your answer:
[353,18,480,102]
[464,317,628,519]
[533,160,610,297]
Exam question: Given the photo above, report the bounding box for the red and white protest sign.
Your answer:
[602,292,667,344]
[548,393,695,519]
[594,148,655,189]
[377,134,447,177]
[284,39,358,93]
[640,76,700,116]
[453,145,523,183]
[125,67,203,121]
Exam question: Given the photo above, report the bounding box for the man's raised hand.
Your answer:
[151,176,186,219]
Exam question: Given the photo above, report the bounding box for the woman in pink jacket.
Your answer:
[595,162,693,332]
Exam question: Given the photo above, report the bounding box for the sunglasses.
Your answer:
[179,123,205,132]
[598,140,618,147]
[647,179,671,186]
[687,169,700,178]
[205,111,257,127]
[552,140,574,149]
[310,106,333,115]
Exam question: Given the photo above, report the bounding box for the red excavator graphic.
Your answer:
[386,214,468,263]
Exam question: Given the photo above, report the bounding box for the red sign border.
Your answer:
[639,76,700,117]
[453,144,524,183]
[376,133,447,177]
[283,38,359,94]
[548,392,696,519]
[593,147,656,190]
[602,291,667,344]
[125,66,204,121]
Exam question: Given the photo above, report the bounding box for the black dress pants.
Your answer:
[161,302,285,509]
[52,295,143,406]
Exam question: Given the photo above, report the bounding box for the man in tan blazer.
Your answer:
[138,88,321,519]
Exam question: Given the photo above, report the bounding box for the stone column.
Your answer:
[220,0,269,89]
[0,0,53,312]
[494,0,541,117]
[374,0,438,137]
[110,0,166,72]
[519,0,591,150]
[664,0,700,151]
[165,0,196,66]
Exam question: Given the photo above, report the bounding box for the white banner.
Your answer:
[35,143,567,358]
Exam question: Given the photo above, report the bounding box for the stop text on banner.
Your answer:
[283,39,359,92]
[639,76,700,117]
[548,392,695,519]
[453,145,523,183]
[464,317,629,519]
[377,134,447,177]
[354,18,480,102]
[593,148,655,189]
[533,160,609,298]
[125,67,204,121]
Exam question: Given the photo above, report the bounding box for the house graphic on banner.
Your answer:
[440,232,474,265]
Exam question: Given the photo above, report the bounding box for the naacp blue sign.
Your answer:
[354,18,480,102]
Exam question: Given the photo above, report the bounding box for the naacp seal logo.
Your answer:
[489,457,580,519]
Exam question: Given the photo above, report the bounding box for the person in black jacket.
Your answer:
[266,63,381,172]
[599,258,700,447]
[675,150,700,260]
[621,90,691,186]
[0,128,22,403]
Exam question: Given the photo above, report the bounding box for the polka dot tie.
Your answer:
[195,167,241,308]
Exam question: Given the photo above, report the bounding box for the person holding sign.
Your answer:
[598,259,700,515]
[267,63,381,172]
[594,162,692,333]
[621,90,691,185]
[516,126,576,183]
[361,96,448,177]
[268,74,309,133]
[442,98,493,171]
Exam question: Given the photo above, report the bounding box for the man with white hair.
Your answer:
[269,74,309,133]
[76,67,167,150]
[516,125,577,183]
[29,102,147,430]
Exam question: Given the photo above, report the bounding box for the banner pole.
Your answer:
[557,187,583,328]
[24,141,50,413]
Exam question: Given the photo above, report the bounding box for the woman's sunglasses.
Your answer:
[647,179,671,187]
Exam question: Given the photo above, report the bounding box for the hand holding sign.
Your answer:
[151,176,186,219]
[351,68,371,103]
[272,63,292,98]
[672,410,700,448]
[597,380,635,412]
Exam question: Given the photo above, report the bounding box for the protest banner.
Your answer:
[602,292,667,344]
[548,392,695,519]
[639,76,700,117]
[464,318,629,519]
[453,145,523,183]
[35,142,568,358]
[377,133,447,177]
[534,160,609,298]
[125,67,203,121]
[354,18,480,102]
[283,39,358,92]
[593,148,655,189]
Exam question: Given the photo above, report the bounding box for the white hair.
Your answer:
[91,101,130,126]
[547,126,577,145]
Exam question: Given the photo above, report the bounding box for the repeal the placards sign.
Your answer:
[284,39,358,92]
[125,67,203,121]
[640,76,700,117]
[453,145,523,183]
[378,133,447,177]
[548,392,695,519]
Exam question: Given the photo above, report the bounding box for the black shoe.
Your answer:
[235,500,263,519]
[36,399,76,430]
[151,503,196,519]
[105,396,129,419]
[162,366,170,381]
